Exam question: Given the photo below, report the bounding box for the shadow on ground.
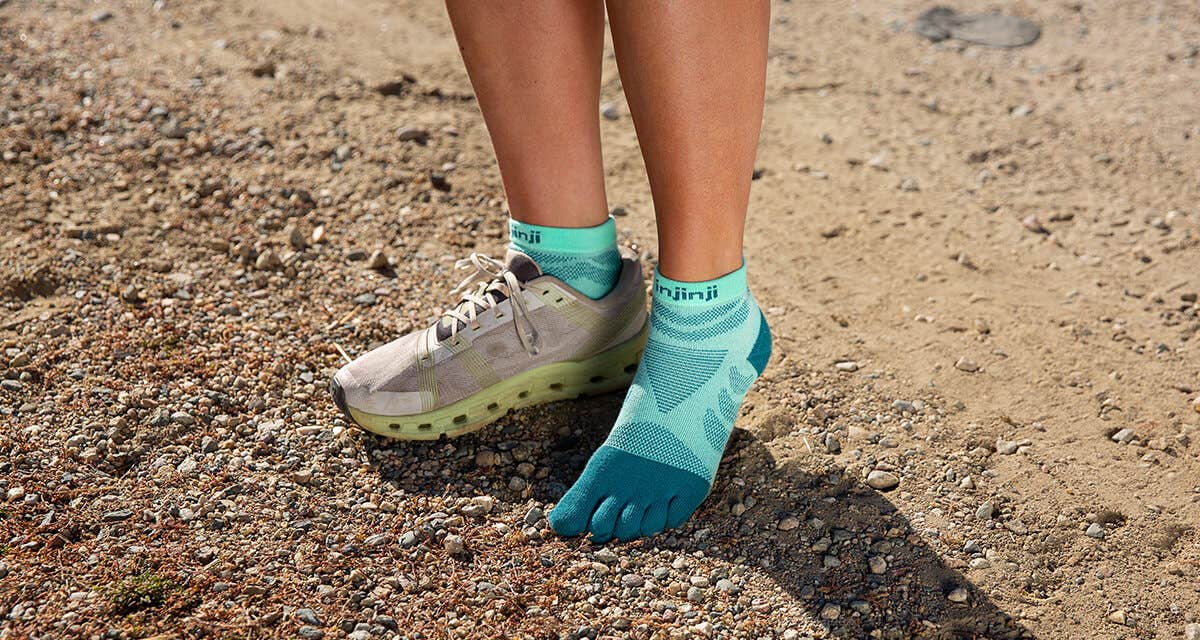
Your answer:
[363,392,1031,639]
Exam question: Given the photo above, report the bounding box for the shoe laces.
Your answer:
[423,253,541,359]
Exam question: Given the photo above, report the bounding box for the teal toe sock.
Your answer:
[549,263,772,541]
[509,217,620,300]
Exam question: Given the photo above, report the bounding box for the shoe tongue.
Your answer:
[434,251,542,341]
[504,249,542,283]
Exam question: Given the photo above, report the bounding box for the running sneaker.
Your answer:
[330,249,648,439]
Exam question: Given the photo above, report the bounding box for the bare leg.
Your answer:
[606,0,770,280]
[445,1,608,227]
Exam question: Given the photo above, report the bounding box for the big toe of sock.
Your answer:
[548,446,710,543]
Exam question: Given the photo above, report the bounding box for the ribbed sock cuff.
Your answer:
[653,262,747,307]
[508,216,616,255]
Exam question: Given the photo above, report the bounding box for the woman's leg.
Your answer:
[445,0,608,228]
[609,0,770,281]
[445,1,620,299]
[549,0,772,541]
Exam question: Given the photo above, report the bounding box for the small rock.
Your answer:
[102,509,133,523]
[91,9,114,23]
[1085,523,1105,539]
[777,517,800,531]
[367,250,389,271]
[1184,623,1200,640]
[524,506,544,526]
[6,487,25,502]
[686,586,705,603]
[1111,428,1137,444]
[398,127,430,144]
[947,587,970,603]
[1106,610,1127,625]
[365,533,391,547]
[255,249,282,271]
[976,502,994,519]
[286,224,307,250]
[819,603,841,620]
[298,626,325,640]
[621,574,644,588]
[295,609,322,625]
[835,360,859,372]
[866,470,900,491]
[1022,214,1049,234]
[353,293,377,306]
[443,534,465,554]
[954,357,980,373]
[868,556,887,574]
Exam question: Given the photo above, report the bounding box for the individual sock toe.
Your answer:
[614,502,647,541]
[641,500,669,537]
[667,493,704,529]
[548,486,601,537]
[588,496,623,542]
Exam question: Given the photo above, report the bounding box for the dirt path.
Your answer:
[2,1,1198,638]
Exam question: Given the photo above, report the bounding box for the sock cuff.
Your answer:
[653,261,748,307]
[508,216,616,255]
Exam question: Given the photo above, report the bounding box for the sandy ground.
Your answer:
[2,0,1199,638]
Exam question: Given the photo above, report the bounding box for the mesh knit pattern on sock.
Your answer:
[508,217,620,300]
[549,265,772,542]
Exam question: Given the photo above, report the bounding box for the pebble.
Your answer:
[1111,428,1136,444]
[621,574,644,588]
[295,609,322,625]
[6,487,24,502]
[523,506,544,526]
[819,603,841,620]
[353,293,377,306]
[90,9,114,23]
[976,502,994,519]
[686,586,705,603]
[835,360,859,372]
[1184,623,1200,640]
[947,588,970,603]
[1085,523,1106,539]
[777,516,800,531]
[1106,610,1128,625]
[102,509,133,522]
[364,533,391,547]
[298,626,325,639]
[866,470,900,491]
[367,250,389,270]
[255,249,282,271]
[954,357,980,373]
[398,127,430,143]
[443,534,465,554]
[868,556,887,574]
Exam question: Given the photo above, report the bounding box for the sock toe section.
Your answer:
[588,496,623,543]
[614,502,647,541]
[554,446,712,542]
[548,484,601,538]
[640,500,669,538]
[666,481,709,529]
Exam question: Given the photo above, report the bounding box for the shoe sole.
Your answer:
[331,322,648,440]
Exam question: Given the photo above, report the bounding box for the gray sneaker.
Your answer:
[330,249,648,439]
